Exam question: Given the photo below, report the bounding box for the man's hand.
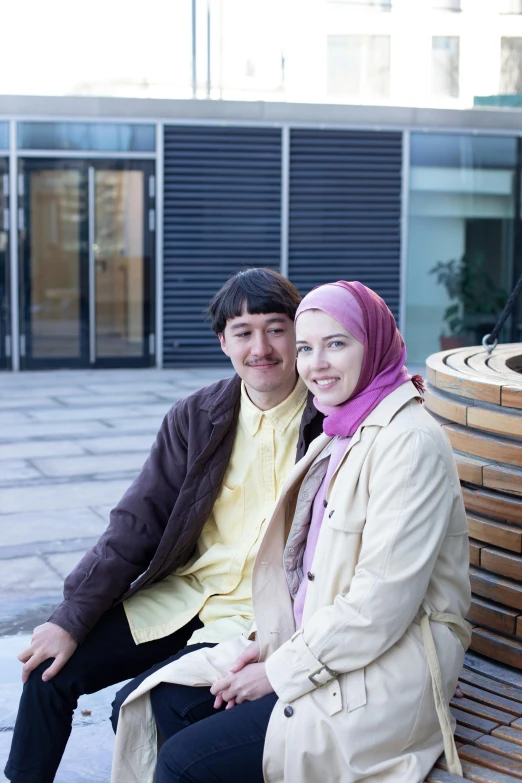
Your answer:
[18,622,78,683]
[210,662,274,710]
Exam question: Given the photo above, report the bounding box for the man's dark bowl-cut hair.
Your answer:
[206,267,302,334]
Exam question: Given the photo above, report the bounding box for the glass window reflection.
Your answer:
[18,122,155,152]
[405,133,516,364]
[0,123,8,149]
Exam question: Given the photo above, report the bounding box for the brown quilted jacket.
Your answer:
[48,375,323,643]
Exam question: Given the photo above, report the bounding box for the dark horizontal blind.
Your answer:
[288,129,402,320]
[163,126,281,366]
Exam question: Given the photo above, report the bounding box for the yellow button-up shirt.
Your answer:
[124,378,308,645]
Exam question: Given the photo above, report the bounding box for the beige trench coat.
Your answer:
[112,382,471,783]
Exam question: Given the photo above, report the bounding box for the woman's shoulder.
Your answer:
[374,397,453,462]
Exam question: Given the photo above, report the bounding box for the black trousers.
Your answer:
[149,680,278,783]
[4,604,204,783]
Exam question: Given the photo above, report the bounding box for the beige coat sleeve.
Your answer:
[265,427,460,704]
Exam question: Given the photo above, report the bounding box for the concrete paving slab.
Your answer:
[0,460,43,482]
[0,420,112,442]
[79,434,155,454]
[27,405,148,422]
[32,452,148,479]
[46,551,85,579]
[0,508,107,547]
[0,557,63,592]
[0,440,87,460]
[103,415,165,432]
[0,479,130,514]
[0,412,31,426]
[55,392,166,407]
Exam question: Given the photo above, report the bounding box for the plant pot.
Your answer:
[440,336,466,350]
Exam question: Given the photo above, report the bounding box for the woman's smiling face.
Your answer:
[296,309,365,406]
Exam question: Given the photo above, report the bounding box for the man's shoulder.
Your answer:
[171,374,242,421]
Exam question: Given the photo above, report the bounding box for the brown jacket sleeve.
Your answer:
[48,398,190,644]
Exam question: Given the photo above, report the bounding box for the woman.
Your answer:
[112,281,471,783]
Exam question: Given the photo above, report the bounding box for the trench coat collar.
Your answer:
[358,380,422,430]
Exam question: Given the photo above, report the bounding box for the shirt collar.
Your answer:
[240,377,308,436]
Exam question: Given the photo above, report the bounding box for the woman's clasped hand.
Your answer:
[211,640,274,710]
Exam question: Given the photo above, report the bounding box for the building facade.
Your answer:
[0,95,521,370]
[3,1,522,111]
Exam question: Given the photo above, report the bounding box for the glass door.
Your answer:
[92,162,154,366]
[0,158,9,369]
[19,160,88,368]
[18,159,154,369]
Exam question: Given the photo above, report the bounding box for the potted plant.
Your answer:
[429,253,506,351]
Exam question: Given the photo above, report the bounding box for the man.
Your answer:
[5,267,323,783]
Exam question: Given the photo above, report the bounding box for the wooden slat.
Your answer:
[503,387,522,411]
[450,696,514,726]
[471,628,522,670]
[460,670,522,705]
[471,539,486,566]
[426,350,502,404]
[481,548,522,582]
[443,422,522,468]
[456,681,522,717]
[424,386,468,425]
[425,771,466,783]
[467,596,519,636]
[470,568,522,612]
[493,727,522,747]
[451,705,500,733]
[458,758,522,782]
[458,745,522,778]
[456,452,488,484]
[455,722,486,744]
[465,652,522,690]
[483,465,522,497]
[468,514,522,553]
[462,487,522,527]
[467,406,522,440]
[515,617,522,638]
[476,735,522,762]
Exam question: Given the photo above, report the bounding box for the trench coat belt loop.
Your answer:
[420,600,472,778]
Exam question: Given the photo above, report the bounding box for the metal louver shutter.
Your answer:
[288,129,402,319]
[163,126,281,366]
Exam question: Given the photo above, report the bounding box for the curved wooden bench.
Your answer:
[425,345,522,670]
[424,345,522,781]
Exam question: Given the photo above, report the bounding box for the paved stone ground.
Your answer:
[0,363,426,782]
[0,367,228,783]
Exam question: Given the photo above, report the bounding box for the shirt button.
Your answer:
[307,571,315,581]
[323,499,328,508]
[284,706,294,718]
[329,510,334,518]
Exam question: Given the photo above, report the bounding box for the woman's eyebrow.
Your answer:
[322,333,348,340]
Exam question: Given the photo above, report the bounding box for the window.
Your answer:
[500,38,522,92]
[0,123,8,150]
[327,35,391,98]
[405,134,516,363]
[17,122,156,152]
[500,0,522,13]
[432,37,460,98]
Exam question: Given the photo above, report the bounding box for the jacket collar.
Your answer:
[358,381,421,430]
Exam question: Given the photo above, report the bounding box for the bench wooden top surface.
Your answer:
[425,653,522,782]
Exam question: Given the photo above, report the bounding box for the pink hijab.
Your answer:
[295,281,424,437]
